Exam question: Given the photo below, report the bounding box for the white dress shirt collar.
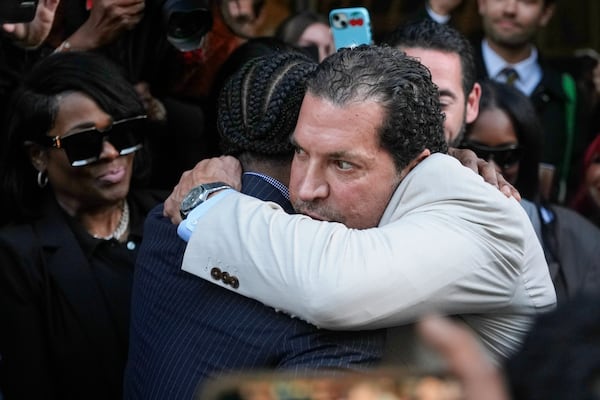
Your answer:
[425,4,451,24]
[481,39,542,96]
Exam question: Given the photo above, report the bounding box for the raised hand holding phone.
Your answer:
[1,0,59,49]
[57,0,145,51]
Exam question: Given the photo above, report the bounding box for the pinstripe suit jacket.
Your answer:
[124,173,384,400]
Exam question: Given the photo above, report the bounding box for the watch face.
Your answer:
[181,186,203,212]
[180,182,230,217]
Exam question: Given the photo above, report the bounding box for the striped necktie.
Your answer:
[501,67,519,87]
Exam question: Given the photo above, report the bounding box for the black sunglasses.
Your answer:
[460,141,523,169]
[37,115,147,167]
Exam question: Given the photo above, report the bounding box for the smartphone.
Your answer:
[0,0,38,24]
[329,7,372,51]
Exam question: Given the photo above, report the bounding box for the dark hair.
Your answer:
[275,11,328,46]
[466,80,543,201]
[217,51,317,159]
[383,19,477,101]
[0,51,145,225]
[306,45,447,172]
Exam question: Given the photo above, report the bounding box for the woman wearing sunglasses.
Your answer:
[461,80,541,201]
[462,79,600,304]
[0,52,165,399]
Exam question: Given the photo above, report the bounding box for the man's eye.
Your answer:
[335,160,353,170]
[294,147,305,155]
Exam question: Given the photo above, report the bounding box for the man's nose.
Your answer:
[501,0,518,15]
[295,166,329,201]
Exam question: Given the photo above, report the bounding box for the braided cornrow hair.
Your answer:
[218,51,318,156]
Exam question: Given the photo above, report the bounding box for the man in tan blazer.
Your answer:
[167,45,556,363]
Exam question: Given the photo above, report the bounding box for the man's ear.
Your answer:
[465,82,482,125]
[539,3,555,27]
[476,0,487,16]
[25,142,48,172]
[400,149,431,179]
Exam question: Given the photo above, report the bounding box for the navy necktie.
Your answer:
[501,67,519,86]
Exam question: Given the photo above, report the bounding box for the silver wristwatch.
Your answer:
[180,182,232,219]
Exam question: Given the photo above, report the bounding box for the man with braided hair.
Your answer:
[123,50,385,400]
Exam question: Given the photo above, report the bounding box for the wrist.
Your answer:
[61,26,100,51]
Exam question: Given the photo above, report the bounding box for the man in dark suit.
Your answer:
[124,52,384,400]
[473,0,589,203]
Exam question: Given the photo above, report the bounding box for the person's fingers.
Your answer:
[163,168,200,224]
[190,156,243,191]
[114,0,145,16]
[477,158,500,189]
[418,316,479,372]
[495,170,521,201]
[45,0,61,12]
[501,182,521,201]
[2,23,16,33]
[447,147,478,173]
[418,316,510,400]
[120,6,144,30]
[113,0,144,6]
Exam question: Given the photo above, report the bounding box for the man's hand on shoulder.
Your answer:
[448,147,521,201]
[163,156,243,224]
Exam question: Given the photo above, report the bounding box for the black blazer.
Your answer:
[0,190,164,400]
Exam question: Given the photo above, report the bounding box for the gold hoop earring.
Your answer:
[37,170,48,188]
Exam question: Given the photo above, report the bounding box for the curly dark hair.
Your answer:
[306,44,447,172]
[217,51,317,160]
[383,19,477,103]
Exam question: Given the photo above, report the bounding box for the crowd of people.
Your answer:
[0,1,599,399]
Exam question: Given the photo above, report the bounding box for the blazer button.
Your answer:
[210,267,222,280]
[229,276,239,289]
[221,271,230,283]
